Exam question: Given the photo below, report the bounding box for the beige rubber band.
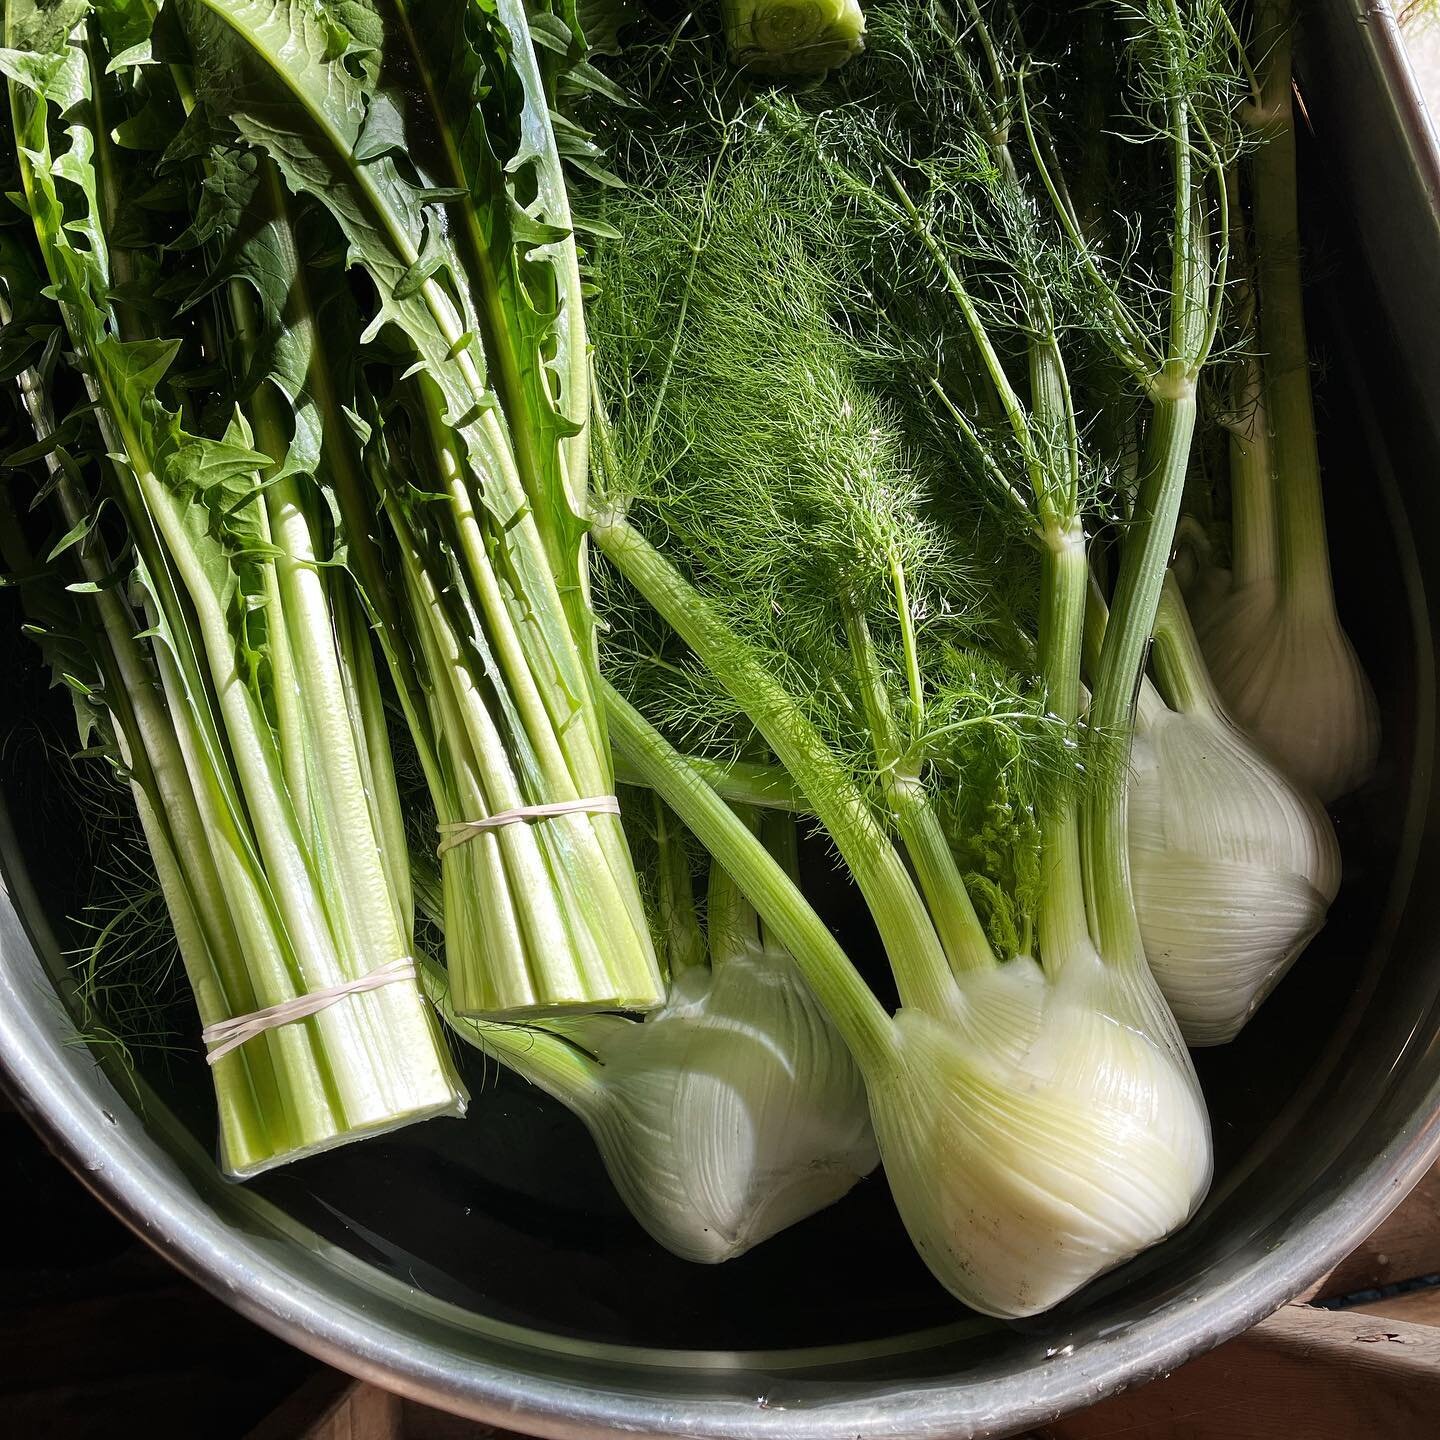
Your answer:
[201,956,418,1065]
[436,795,622,856]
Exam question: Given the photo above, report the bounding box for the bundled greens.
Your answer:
[0,0,467,1175]
[173,0,663,1018]
[4,0,664,1028]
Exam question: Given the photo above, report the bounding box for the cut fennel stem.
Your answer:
[418,806,876,1263]
[1127,579,1341,1045]
[1186,0,1378,804]
[721,0,867,76]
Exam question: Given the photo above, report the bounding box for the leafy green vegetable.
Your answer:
[579,0,1240,1314]
[169,0,663,1016]
[1,0,467,1176]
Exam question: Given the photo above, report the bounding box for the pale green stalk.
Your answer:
[590,509,958,1020]
[1222,167,1278,591]
[841,600,995,974]
[1249,0,1332,613]
[655,797,708,977]
[899,52,1097,980]
[3,8,466,1172]
[181,0,661,1016]
[1151,574,1226,720]
[602,686,897,1076]
[612,750,808,811]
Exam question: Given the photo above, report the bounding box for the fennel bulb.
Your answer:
[868,953,1210,1317]
[1191,577,1379,806]
[607,682,1213,1318]
[1185,0,1379,804]
[549,950,878,1263]
[1130,679,1341,1045]
[1116,580,1342,1045]
[429,811,877,1263]
[722,0,867,76]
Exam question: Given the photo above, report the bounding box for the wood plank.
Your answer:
[246,1371,360,1440]
[403,1398,513,1440]
[249,1377,406,1440]
[1044,1303,1440,1440]
[1350,1281,1440,1327]
[1304,1163,1440,1300]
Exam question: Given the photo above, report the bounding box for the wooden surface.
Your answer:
[246,1371,403,1440]
[1351,1284,1440,1326]
[1041,1303,1440,1439]
[1305,1164,1440,1301]
[246,1369,514,1440]
[1037,1163,1440,1439]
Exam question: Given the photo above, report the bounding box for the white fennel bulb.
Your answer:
[1129,682,1341,1044]
[1192,578,1379,805]
[429,813,876,1263]
[1128,580,1342,1045]
[560,950,877,1262]
[1187,2,1379,805]
[866,952,1212,1318]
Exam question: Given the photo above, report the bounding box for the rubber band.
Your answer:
[201,956,418,1065]
[436,795,622,856]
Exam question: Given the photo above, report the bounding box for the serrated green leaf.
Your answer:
[529,12,575,56]
[393,217,447,300]
[104,336,182,394]
[558,59,629,107]
[445,330,477,362]
[4,428,67,466]
[570,211,620,240]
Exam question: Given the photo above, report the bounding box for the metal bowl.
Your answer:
[3,3,1440,1435]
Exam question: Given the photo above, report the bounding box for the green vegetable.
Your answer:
[1186,0,1379,803]
[581,0,1239,1313]
[0,2,467,1175]
[721,0,866,76]
[423,799,878,1262]
[169,0,663,1017]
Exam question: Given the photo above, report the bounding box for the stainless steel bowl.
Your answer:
[4,3,1440,1435]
